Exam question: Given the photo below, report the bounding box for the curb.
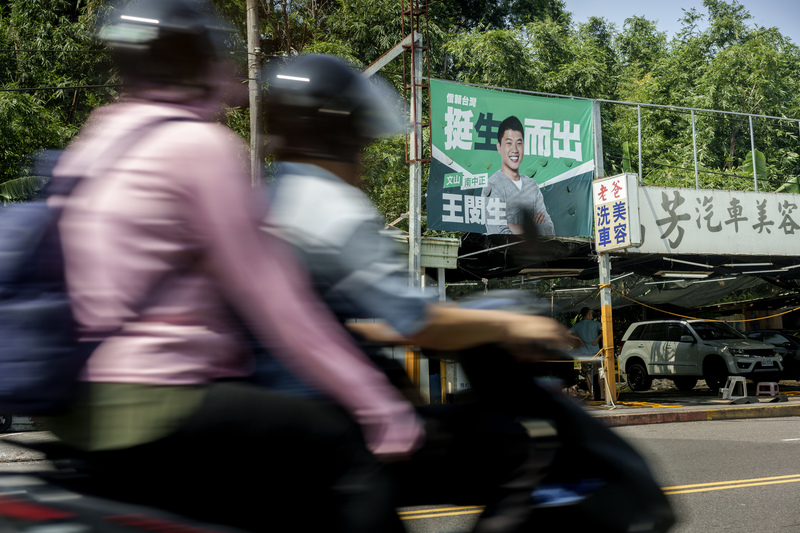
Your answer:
[593,402,800,427]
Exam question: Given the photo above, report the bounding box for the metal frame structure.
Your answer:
[401,0,431,166]
[401,0,431,290]
[600,98,800,192]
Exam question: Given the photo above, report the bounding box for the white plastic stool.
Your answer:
[756,382,779,396]
[719,376,747,400]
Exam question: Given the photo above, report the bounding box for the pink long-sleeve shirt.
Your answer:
[54,100,421,454]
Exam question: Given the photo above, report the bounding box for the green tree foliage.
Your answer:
[608,0,800,191]
[4,0,800,209]
[0,0,115,197]
[445,28,534,89]
[444,17,615,98]
[616,16,667,73]
[213,0,338,56]
[430,0,569,32]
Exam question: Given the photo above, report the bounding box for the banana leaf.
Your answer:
[741,149,767,182]
[0,175,51,203]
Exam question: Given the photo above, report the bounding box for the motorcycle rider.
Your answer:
[261,54,575,378]
[48,2,420,531]
[259,53,579,526]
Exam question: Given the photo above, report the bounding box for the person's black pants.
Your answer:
[75,382,403,533]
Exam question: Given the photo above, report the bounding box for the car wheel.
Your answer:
[672,377,698,391]
[703,359,729,391]
[0,415,12,433]
[627,362,652,392]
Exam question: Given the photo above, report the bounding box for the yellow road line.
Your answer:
[618,401,683,408]
[398,506,483,516]
[664,474,800,495]
[398,474,800,519]
[663,474,800,490]
[399,509,484,520]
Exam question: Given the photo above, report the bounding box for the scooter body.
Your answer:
[0,293,674,533]
[0,471,248,532]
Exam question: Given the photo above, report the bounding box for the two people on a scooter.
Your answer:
[49,1,578,531]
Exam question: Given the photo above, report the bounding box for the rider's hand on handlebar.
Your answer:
[504,314,582,351]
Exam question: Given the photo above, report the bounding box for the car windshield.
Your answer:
[691,322,745,341]
[783,332,800,344]
[765,331,800,345]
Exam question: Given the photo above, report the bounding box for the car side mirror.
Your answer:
[680,335,695,343]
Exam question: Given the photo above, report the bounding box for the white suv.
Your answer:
[619,320,782,392]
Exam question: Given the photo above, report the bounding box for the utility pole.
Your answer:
[598,253,615,405]
[593,101,616,406]
[247,0,262,185]
[408,35,422,288]
[400,1,430,400]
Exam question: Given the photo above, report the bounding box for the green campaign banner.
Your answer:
[428,79,594,237]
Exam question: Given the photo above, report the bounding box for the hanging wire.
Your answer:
[0,84,120,92]
[593,283,800,324]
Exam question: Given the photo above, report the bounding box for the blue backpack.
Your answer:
[0,170,87,414]
[0,118,191,414]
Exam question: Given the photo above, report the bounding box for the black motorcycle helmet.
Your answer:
[99,0,228,90]
[264,54,404,163]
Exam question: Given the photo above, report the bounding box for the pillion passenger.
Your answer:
[48,2,420,532]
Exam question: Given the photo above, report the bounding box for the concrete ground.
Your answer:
[587,378,800,426]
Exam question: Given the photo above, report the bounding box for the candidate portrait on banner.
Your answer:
[427,79,595,239]
[481,115,555,235]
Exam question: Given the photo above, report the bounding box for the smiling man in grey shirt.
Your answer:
[481,115,555,236]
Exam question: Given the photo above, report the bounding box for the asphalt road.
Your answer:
[4,420,800,532]
[404,417,800,532]
[618,418,800,532]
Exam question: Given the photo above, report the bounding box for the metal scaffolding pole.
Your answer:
[408,38,422,287]
[402,0,428,289]
[691,109,699,189]
[750,115,758,192]
[637,105,643,183]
